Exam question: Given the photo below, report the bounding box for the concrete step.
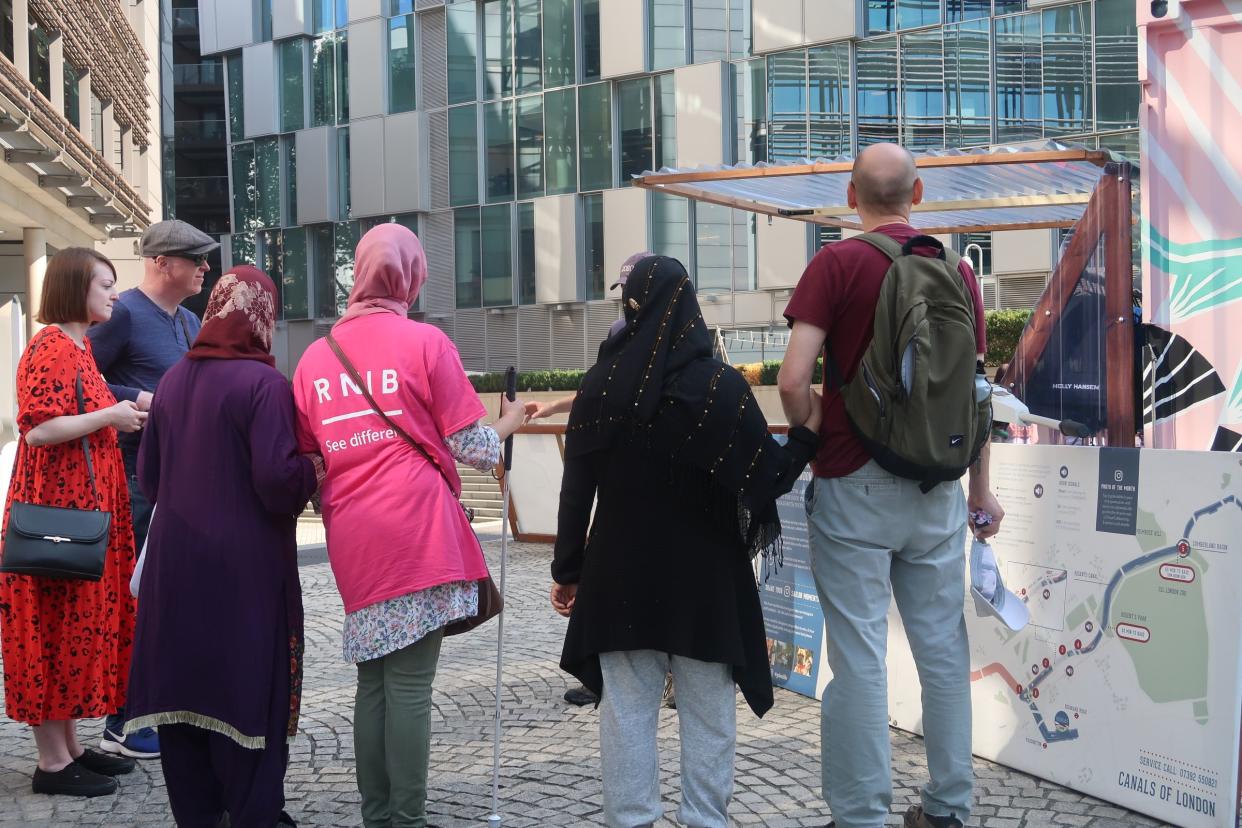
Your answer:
[462,489,502,503]
[468,506,504,519]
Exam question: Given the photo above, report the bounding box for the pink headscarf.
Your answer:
[335,223,427,326]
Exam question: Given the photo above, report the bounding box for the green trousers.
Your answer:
[354,628,444,828]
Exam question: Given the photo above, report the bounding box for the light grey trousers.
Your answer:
[599,650,736,828]
[806,460,973,828]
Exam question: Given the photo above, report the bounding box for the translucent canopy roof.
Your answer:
[632,142,1125,235]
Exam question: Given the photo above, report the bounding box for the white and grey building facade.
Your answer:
[196,0,1139,372]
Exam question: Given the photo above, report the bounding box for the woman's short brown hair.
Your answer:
[36,247,117,325]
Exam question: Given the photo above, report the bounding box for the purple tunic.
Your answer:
[125,357,317,748]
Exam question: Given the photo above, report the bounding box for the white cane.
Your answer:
[488,366,517,827]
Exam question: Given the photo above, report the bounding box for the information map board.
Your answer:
[761,444,1242,827]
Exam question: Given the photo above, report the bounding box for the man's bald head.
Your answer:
[850,143,920,215]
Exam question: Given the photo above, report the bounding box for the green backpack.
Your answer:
[832,233,991,491]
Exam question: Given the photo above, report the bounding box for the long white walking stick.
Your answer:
[488,366,517,827]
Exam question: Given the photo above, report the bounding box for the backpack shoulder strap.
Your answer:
[853,232,904,262]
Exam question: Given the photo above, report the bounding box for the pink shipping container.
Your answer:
[1139,0,1242,452]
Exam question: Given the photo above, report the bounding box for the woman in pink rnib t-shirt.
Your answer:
[292,224,528,826]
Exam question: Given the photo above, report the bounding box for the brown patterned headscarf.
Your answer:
[186,265,278,368]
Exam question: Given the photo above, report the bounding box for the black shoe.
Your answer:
[564,685,598,706]
[31,761,118,797]
[74,747,135,777]
[904,805,964,828]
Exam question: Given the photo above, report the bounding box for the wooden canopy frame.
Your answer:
[632,147,1114,235]
[633,149,1136,442]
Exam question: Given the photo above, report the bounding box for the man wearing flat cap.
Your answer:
[87,219,219,763]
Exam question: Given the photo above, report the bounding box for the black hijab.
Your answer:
[565,256,799,559]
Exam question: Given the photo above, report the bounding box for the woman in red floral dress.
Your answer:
[0,248,148,797]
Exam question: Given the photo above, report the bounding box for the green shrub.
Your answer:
[985,309,1033,368]
[469,370,586,393]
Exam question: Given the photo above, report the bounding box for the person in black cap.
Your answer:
[86,218,219,762]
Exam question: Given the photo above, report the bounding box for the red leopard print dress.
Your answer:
[0,327,137,725]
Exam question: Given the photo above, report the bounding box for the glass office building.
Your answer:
[198,0,1138,372]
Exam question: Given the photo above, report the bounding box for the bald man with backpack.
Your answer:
[778,143,1005,828]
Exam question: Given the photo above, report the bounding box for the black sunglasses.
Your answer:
[165,253,209,267]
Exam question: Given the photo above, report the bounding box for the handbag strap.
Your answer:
[23,369,102,509]
[325,331,459,497]
[75,371,103,510]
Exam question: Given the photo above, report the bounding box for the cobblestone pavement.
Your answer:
[0,536,1172,827]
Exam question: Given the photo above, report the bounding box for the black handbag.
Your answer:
[0,370,111,581]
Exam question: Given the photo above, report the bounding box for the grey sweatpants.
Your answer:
[599,650,736,828]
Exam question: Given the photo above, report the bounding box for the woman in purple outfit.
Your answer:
[124,267,317,828]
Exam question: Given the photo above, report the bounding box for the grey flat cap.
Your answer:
[139,219,221,258]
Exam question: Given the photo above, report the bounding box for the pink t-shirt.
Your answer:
[292,314,489,613]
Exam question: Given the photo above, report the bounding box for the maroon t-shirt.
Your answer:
[783,223,987,479]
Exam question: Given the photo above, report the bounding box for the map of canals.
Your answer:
[970,485,1238,751]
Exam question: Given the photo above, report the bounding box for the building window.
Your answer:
[695,202,734,291]
[946,0,990,22]
[389,14,416,114]
[337,126,350,220]
[483,0,512,100]
[901,30,944,151]
[482,203,513,306]
[449,104,480,206]
[617,77,652,182]
[389,0,414,14]
[577,82,612,191]
[283,135,298,226]
[517,94,544,198]
[767,50,807,162]
[447,3,478,104]
[312,33,348,126]
[651,191,690,268]
[944,20,991,146]
[1095,0,1139,132]
[542,0,574,89]
[280,39,306,132]
[516,0,542,94]
[581,0,600,81]
[259,230,284,310]
[650,0,686,71]
[255,137,281,229]
[312,0,346,34]
[518,201,536,305]
[995,12,1041,143]
[485,99,515,202]
[808,43,850,160]
[231,142,256,232]
[742,57,766,164]
[311,222,357,318]
[0,0,12,63]
[583,193,605,300]
[282,227,310,320]
[816,226,843,250]
[226,54,245,142]
[29,21,51,100]
[91,95,104,154]
[454,208,482,307]
[655,73,676,169]
[956,231,991,277]
[64,62,81,131]
[695,1,748,61]
[856,37,899,148]
[865,0,940,34]
[258,0,273,41]
[1042,3,1093,136]
[544,88,577,195]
